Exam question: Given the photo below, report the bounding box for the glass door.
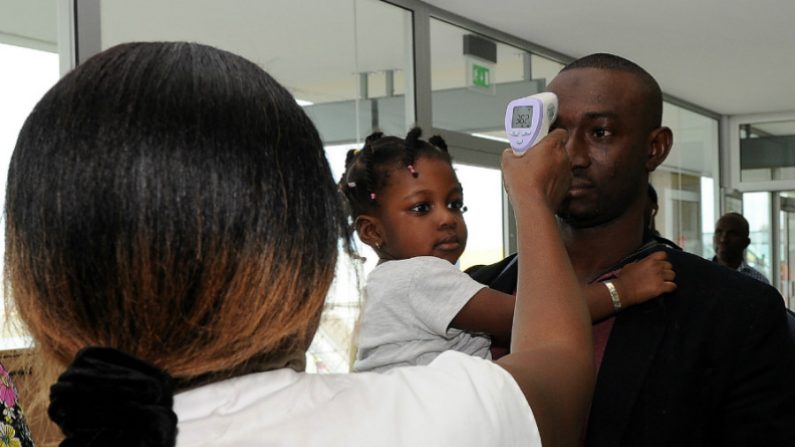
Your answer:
[779,195,795,310]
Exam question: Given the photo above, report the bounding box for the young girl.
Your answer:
[340,128,677,372]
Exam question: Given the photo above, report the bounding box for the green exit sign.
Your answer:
[472,63,491,88]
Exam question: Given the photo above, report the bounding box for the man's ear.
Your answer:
[646,126,673,172]
[355,215,383,249]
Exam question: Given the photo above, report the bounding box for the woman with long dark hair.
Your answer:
[6,42,592,446]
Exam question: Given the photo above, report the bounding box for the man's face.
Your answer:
[713,216,749,260]
[547,68,654,228]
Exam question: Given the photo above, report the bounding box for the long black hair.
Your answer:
[6,41,349,446]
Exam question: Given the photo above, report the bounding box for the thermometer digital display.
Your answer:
[504,92,558,156]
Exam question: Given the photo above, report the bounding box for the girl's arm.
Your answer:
[586,251,676,321]
[449,288,515,346]
[450,251,677,342]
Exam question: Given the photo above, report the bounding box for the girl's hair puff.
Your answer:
[339,127,451,220]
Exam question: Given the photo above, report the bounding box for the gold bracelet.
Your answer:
[603,280,622,312]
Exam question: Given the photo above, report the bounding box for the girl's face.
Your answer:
[370,156,467,264]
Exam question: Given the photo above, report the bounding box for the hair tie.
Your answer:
[49,347,178,447]
[370,192,376,200]
[407,164,418,178]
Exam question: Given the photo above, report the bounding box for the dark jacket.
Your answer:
[468,244,795,446]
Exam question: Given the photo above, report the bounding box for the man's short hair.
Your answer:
[561,53,663,128]
[719,212,750,237]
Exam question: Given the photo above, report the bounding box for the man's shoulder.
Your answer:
[667,248,774,291]
[465,254,518,291]
[738,263,772,285]
[464,254,517,281]
[660,248,784,320]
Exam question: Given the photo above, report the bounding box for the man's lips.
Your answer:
[567,179,594,196]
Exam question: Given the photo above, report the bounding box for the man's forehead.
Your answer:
[547,70,651,131]
[548,68,643,103]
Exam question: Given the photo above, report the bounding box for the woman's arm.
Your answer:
[494,129,594,447]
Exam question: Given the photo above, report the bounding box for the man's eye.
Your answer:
[410,203,431,214]
[448,200,467,213]
[593,128,612,138]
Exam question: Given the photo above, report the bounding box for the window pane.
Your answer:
[100,0,414,373]
[455,163,503,270]
[739,120,795,182]
[0,38,60,350]
[430,18,561,142]
[651,102,719,258]
[778,193,795,309]
[651,170,704,254]
[310,143,376,373]
[101,0,414,144]
[744,192,772,280]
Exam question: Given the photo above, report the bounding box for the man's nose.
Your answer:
[565,133,590,169]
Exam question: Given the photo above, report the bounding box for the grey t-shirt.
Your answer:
[353,256,491,373]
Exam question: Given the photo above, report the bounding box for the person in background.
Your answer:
[645,184,660,236]
[0,362,34,447]
[713,212,770,284]
[468,52,795,446]
[6,41,595,446]
[712,213,795,344]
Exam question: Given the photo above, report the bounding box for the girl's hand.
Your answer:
[501,129,571,213]
[613,251,677,307]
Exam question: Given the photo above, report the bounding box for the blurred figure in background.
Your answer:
[713,212,770,284]
[645,184,660,237]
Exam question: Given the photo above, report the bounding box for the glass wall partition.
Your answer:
[454,163,504,270]
[739,119,795,183]
[99,0,415,373]
[427,17,565,258]
[46,0,729,370]
[728,112,795,297]
[0,0,62,351]
[778,193,795,309]
[429,17,563,142]
[651,101,720,259]
[101,0,414,143]
[743,192,773,282]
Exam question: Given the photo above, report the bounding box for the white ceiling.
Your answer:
[424,0,795,116]
[3,0,793,118]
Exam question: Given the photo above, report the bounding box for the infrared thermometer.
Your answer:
[504,92,558,156]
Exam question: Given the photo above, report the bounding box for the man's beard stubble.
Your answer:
[556,197,604,229]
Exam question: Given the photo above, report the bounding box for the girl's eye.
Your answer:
[448,200,467,213]
[410,203,431,214]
